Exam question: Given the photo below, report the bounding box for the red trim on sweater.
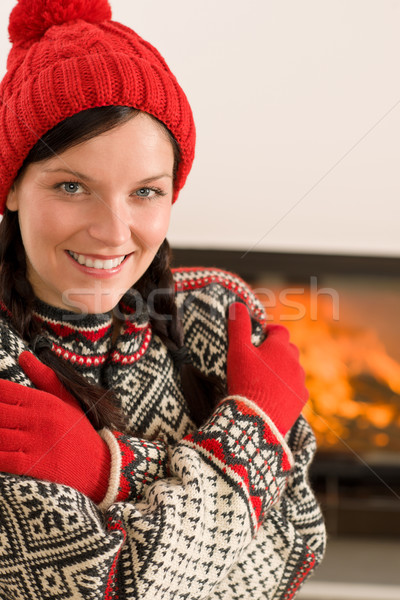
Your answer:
[34,315,112,342]
[50,324,151,367]
[172,266,266,325]
[283,547,316,600]
[114,432,136,503]
[53,343,108,366]
[110,326,152,365]
[105,517,127,600]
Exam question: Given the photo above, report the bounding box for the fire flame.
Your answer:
[254,285,400,455]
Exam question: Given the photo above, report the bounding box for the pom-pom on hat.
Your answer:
[0,0,195,211]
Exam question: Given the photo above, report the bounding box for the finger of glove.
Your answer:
[0,427,27,452]
[228,302,253,345]
[265,324,291,344]
[19,351,78,406]
[264,325,300,360]
[0,446,41,477]
[0,377,85,442]
[0,402,29,430]
[0,388,75,443]
[276,363,309,406]
[289,342,300,360]
[0,378,38,405]
[19,351,63,393]
[0,451,26,475]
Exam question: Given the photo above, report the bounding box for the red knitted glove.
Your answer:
[0,351,110,503]
[227,302,308,435]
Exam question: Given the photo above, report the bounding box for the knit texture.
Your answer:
[0,0,195,212]
[0,366,112,504]
[227,304,308,434]
[0,268,326,599]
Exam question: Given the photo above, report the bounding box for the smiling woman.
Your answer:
[6,113,174,313]
[0,1,325,599]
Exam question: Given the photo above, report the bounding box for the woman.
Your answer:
[0,1,326,599]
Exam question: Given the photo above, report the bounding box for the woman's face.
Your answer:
[6,113,174,314]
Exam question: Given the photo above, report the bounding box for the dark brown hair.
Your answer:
[0,106,225,430]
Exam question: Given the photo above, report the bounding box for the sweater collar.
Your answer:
[33,297,113,335]
[33,290,151,368]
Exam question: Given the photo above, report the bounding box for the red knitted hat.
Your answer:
[0,0,195,212]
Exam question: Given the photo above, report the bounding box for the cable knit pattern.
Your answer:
[0,267,326,599]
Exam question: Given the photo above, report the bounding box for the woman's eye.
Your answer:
[60,181,83,194]
[134,187,166,199]
[135,187,153,198]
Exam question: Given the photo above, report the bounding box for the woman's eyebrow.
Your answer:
[43,167,95,182]
[42,168,172,185]
[137,174,173,184]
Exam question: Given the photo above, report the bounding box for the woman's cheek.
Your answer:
[137,204,171,247]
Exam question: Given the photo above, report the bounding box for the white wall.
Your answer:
[1,1,399,257]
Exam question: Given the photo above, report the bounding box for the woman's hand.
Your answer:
[227,302,308,435]
[0,352,110,503]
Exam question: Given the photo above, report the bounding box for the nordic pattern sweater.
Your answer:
[0,267,326,600]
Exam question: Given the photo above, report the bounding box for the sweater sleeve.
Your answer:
[0,395,293,600]
[207,416,327,600]
[172,268,326,597]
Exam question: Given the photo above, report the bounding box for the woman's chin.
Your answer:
[59,291,126,315]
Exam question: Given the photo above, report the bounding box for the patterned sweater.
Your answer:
[0,267,326,600]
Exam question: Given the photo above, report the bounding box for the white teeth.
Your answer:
[69,251,125,270]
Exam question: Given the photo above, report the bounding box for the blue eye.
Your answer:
[134,187,166,199]
[61,182,82,194]
[136,188,152,197]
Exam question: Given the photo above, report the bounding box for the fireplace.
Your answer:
[172,249,400,538]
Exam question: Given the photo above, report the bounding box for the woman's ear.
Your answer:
[6,184,18,211]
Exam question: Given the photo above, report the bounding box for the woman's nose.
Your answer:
[87,197,132,247]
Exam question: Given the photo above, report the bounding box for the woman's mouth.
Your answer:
[67,250,127,270]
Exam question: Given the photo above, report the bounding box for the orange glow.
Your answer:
[254,285,400,455]
[374,433,390,447]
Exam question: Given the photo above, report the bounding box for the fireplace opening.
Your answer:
[251,275,400,459]
[172,249,400,538]
[250,273,400,537]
